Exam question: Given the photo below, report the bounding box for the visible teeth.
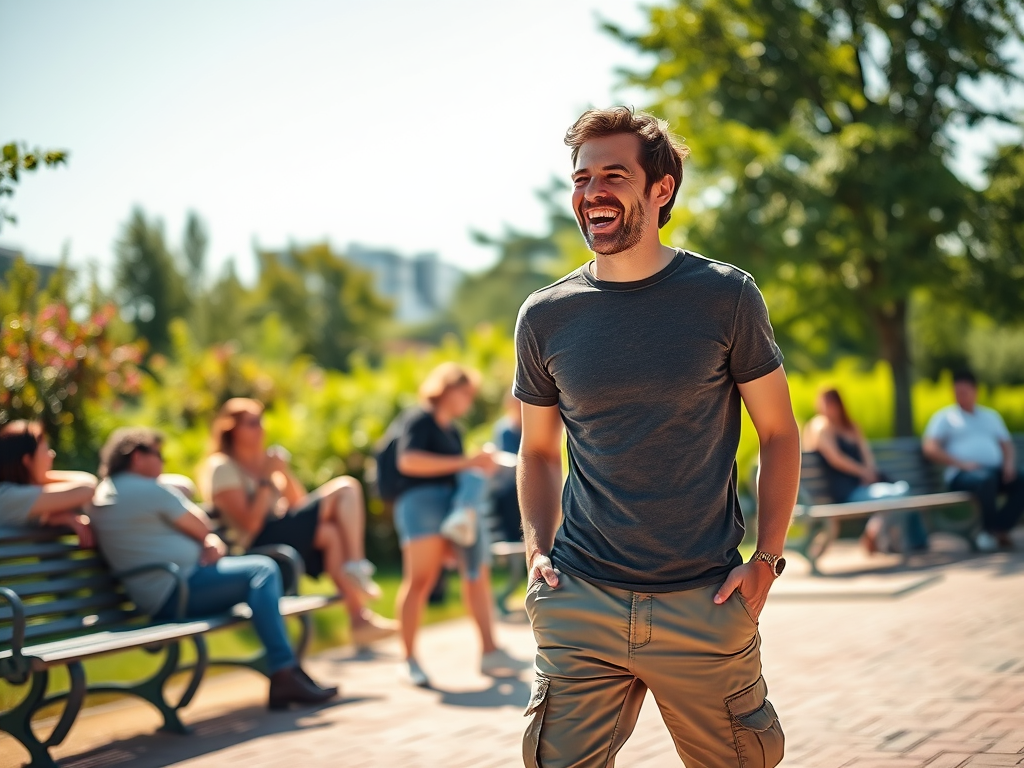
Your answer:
[587,208,619,220]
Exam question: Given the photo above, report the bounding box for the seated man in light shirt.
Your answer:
[923,371,1024,551]
[89,426,338,709]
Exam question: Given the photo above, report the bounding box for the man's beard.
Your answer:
[579,201,648,255]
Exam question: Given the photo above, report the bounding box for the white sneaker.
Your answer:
[975,531,1000,553]
[401,658,430,688]
[440,507,478,547]
[344,559,383,600]
[480,648,530,677]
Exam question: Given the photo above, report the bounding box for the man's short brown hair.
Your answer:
[565,107,690,228]
[99,427,163,478]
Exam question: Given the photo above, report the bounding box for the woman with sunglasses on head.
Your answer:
[0,420,95,545]
[199,398,396,648]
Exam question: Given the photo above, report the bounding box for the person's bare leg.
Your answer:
[395,535,447,660]
[459,564,498,655]
[313,520,373,628]
[314,477,367,562]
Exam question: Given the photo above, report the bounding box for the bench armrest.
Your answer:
[249,544,305,596]
[112,562,189,620]
[0,586,28,681]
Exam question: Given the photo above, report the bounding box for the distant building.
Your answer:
[0,246,63,286]
[345,244,463,325]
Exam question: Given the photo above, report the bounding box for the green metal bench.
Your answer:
[787,434,1024,574]
[0,524,334,768]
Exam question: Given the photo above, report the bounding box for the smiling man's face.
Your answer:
[571,132,654,255]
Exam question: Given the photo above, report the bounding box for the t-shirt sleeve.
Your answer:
[154,484,192,525]
[988,409,1011,441]
[728,276,784,384]
[922,410,950,442]
[209,457,245,496]
[398,412,437,456]
[0,483,44,525]
[513,303,559,407]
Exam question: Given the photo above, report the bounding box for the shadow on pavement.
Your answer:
[433,677,531,709]
[57,695,379,768]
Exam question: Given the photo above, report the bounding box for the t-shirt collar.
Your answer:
[581,249,686,292]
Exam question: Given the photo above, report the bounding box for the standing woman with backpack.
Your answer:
[391,363,524,687]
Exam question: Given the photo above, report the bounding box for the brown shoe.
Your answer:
[268,666,338,710]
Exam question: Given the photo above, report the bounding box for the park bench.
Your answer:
[0,524,334,768]
[788,434,1024,574]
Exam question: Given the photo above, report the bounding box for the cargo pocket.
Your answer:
[725,676,784,767]
[522,674,550,768]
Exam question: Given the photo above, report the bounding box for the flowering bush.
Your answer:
[0,300,145,464]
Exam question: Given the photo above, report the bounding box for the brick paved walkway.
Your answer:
[3,540,1023,767]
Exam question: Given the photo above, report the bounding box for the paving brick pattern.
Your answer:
[3,545,1023,767]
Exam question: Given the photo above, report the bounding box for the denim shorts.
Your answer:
[394,471,491,580]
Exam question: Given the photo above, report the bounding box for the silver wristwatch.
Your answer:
[750,550,786,577]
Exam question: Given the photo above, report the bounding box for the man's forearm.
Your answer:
[755,429,801,554]
[517,452,563,565]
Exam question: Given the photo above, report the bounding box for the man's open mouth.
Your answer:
[585,206,622,233]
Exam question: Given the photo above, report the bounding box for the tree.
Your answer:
[611,0,1024,434]
[0,142,68,231]
[114,208,189,356]
[250,244,392,370]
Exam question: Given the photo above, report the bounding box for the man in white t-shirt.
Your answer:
[923,371,1024,551]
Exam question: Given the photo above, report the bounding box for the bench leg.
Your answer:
[495,555,526,616]
[802,519,838,576]
[88,640,195,735]
[0,666,77,768]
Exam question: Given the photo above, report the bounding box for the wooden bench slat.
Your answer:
[0,609,143,645]
[795,491,974,519]
[0,594,332,668]
[0,541,83,561]
[0,592,130,623]
[6,574,119,598]
[0,556,107,580]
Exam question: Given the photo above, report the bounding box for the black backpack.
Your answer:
[374,410,411,502]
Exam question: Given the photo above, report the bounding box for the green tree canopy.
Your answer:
[114,208,190,356]
[612,0,1024,434]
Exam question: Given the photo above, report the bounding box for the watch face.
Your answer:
[774,557,787,576]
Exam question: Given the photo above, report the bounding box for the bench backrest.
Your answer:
[0,526,141,654]
[798,432,1024,505]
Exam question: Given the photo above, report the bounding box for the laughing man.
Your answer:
[514,107,801,767]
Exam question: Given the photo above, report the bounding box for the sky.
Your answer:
[3,1,1020,286]
[1,0,650,282]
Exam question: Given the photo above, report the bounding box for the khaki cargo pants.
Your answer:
[523,571,783,768]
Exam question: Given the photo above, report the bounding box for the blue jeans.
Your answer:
[154,555,295,674]
[848,482,929,551]
[394,470,491,580]
[949,466,1024,534]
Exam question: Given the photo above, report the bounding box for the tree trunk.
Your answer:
[874,300,914,437]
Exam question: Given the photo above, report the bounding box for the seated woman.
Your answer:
[393,363,524,687]
[0,420,95,544]
[199,398,395,648]
[89,427,336,709]
[803,388,928,553]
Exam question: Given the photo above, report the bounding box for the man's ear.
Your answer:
[651,174,675,208]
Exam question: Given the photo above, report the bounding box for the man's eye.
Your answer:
[573,177,588,186]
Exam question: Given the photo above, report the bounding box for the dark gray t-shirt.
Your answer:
[513,250,783,592]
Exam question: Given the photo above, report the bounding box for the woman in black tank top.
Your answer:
[803,389,928,554]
